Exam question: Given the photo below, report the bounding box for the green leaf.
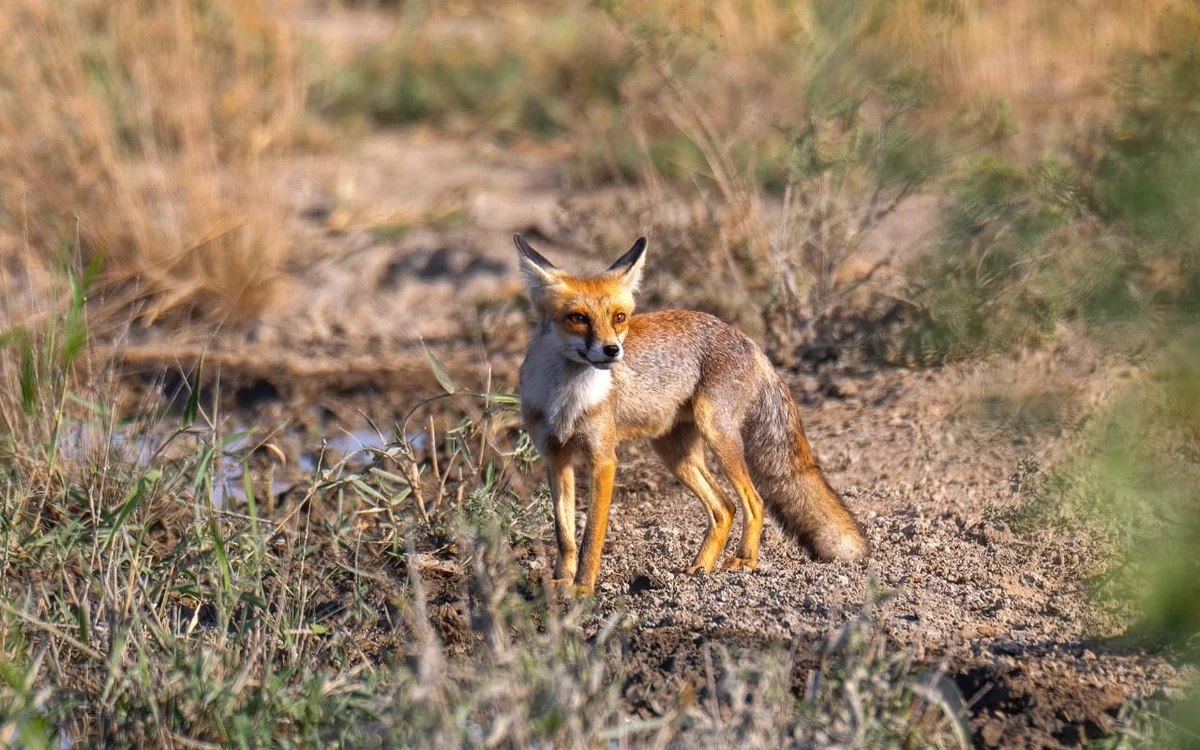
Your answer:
[60,305,87,369]
[100,627,129,704]
[193,445,216,500]
[0,661,22,689]
[60,263,90,369]
[76,604,90,648]
[350,478,387,503]
[366,467,409,486]
[81,253,104,292]
[103,471,157,545]
[221,429,253,448]
[389,486,413,505]
[486,392,521,408]
[421,338,457,394]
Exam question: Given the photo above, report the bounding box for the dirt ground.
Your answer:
[579,361,1182,748]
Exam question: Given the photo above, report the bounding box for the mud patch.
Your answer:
[955,661,1125,748]
[381,246,508,289]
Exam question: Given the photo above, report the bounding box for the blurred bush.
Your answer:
[902,12,1200,738]
[903,6,1200,365]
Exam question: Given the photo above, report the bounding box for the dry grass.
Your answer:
[377,0,1194,156]
[1,0,1183,330]
[612,0,1188,128]
[925,0,1190,127]
[0,0,306,325]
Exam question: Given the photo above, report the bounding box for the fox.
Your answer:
[514,234,868,595]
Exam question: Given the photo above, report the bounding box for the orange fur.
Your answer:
[515,235,867,596]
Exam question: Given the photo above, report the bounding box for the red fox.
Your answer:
[515,234,867,595]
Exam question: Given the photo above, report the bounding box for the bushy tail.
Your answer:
[742,376,868,561]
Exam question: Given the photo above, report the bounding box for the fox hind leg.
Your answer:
[651,423,736,575]
[693,402,765,571]
[712,452,764,571]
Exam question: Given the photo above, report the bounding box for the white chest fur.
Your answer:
[520,339,612,446]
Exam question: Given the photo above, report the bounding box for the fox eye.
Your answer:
[613,312,627,324]
[567,312,589,325]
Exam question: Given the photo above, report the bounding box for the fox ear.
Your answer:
[513,234,560,299]
[606,237,647,293]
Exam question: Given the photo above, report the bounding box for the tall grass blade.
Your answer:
[182,359,204,428]
[210,516,233,596]
[103,470,160,547]
[59,262,90,369]
[17,329,37,414]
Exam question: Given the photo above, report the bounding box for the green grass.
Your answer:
[315,12,632,140]
[1094,684,1200,749]
[1067,338,1200,649]
[898,154,1109,363]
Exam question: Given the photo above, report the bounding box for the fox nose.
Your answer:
[602,344,621,359]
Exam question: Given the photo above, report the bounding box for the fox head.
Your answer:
[514,234,647,370]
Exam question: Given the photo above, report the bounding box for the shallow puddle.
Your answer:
[54,413,428,512]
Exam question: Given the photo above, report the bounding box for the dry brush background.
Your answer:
[1,1,1199,748]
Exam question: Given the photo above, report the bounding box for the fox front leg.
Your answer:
[574,448,617,596]
[545,447,578,586]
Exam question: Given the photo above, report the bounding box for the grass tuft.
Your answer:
[0,0,307,325]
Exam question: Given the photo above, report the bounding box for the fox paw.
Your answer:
[549,578,595,598]
[723,557,758,571]
[683,564,714,576]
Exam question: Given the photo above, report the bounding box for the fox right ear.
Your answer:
[513,234,560,299]
[606,236,648,293]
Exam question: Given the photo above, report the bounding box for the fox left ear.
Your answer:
[514,233,561,301]
[606,237,648,292]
